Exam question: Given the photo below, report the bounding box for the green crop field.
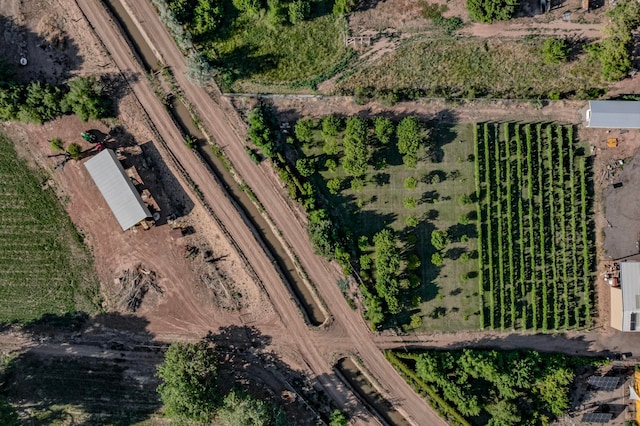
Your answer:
[475,123,594,331]
[0,134,99,323]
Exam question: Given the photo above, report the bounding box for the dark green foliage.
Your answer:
[0,397,19,426]
[50,138,64,152]
[61,77,111,122]
[589,0,640,81]
[216,390,280,426]
[374,117,394,144]
[295,157,316,177]
[156,341,219,420]
[329,409,349,426]
[389,348,601,426]
[431,230,448,251]
[294,118,315,143]
[342,117,370,177]
[322,115,342,138]
[333,0,357,15]
[466,0,518,23]
[66,143,83,160]
[396,117,422,168]
[373,229,402,314]
[193,0,224,35]
[232,0,263,16]
[434,16,464,35]
[288,0,310,24]
[307,209,336,257]
[404,176,418,189]
[248,104,278,157]
[542,38,569,64]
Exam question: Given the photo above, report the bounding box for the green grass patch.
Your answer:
[213,14,348,89]
[336,37,604,99]
[0,135,100,323]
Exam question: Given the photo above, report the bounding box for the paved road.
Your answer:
[77,0,449,424]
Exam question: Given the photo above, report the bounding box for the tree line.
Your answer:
[0,73,110,124]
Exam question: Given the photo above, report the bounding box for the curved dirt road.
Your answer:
[75,0,447,424]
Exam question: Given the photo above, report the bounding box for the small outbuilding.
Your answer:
[586,100,640,128]
[85,149,151,231]
[611,262,640,331]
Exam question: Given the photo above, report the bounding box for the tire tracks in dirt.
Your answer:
[111,0,447,424]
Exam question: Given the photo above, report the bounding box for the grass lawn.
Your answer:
[295,120,481,331]
[207,9,348,90]
[336,36,605,99]
[0,135,99,323]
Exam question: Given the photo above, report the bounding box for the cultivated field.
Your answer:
[0,134,99,323]
[475,123,594,331]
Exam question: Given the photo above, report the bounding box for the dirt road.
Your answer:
[73,0,384,423]
[73,0,449,424]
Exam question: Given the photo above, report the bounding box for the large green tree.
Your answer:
[61,76,110,122]
[342,117,369,177]
[396,117,422,168]
[156,341,219,420]
[216,391,272,426]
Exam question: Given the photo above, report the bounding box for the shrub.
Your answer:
[333,0,357,15]
[325,158,338,172]
[458,214,470,225]
[327,177,342,194]
[407,254,421,270]
[431,252,444,267]
[458,193,472,205]
[351,177,364,192]
[542,38,569,64]
[322,115,342,137]
[288,0,310,23]
[374,117,394,144]
[296,157,316,177]
[467,0,518,23]
[405,215,419,227]
[403,196,417,209]
[431,230,448,250]
[294,118,314,143]
[409,313,423,329]
[49,138,64,152]
[61,76,111,122]
[404,176,418,189]
[66,143,83,160]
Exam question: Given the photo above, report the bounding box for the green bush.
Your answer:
[325,158,338,172]
[404,176,418,189]
[61,76,111,121]
[327,177,341,194]
[49,138,64,152]
[288,0,310,23]
[431,252,444,267]
[542,38,569,64]
[466,0,518,23]
[374,117,394,144]
[294,118,315,143]
[296,157,316,177]
[66,143,83,160]
[431,230,448,251]
[403,196,417,209]
[405,215,419,227]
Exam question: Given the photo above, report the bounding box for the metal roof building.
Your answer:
[85,149,150,231]
[611,262,640,332]
[586,101,640,128]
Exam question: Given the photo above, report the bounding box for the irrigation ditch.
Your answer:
[102,0,328,326]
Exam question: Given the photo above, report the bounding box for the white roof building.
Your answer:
[84,149,150,231]
[611,262,640,332]
[586,101,640,128]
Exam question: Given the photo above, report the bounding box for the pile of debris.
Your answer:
[601,158,625,185]
[116,265,163,312]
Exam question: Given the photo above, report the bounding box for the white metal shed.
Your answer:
[586,100,640,128]
[84,149,151,231]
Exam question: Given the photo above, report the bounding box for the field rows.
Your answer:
[0,135,98,323]
[475,123,593,330]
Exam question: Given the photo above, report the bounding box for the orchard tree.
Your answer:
[396,117,422,168]
[431,230,449,251]
[295,157,316,177]
[294,118,314,143]
[216,391,274,426]
[342,117,369,177]
[156,341,219,420]
[374,117,394,144]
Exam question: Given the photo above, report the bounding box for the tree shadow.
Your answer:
[447,223,477,241]
[213,44,280,82]
[204,325,361,425]
[0,15,81,85]
[0,312,162,425]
